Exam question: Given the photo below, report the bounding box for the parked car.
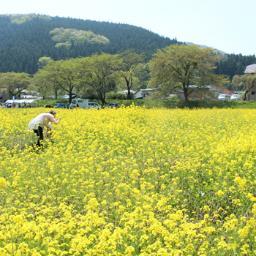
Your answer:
[87,102,101,109]
[218,94,230,101]
[230,94,241,101]
[69,98,100,109]
[105,102,119,108]
[54,102,69,108]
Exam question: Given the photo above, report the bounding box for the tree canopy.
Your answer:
[78,54,122,106]
[149,45,223,102]
[0,72,31,98]
[117,51,147,99]
[33,59,81,103]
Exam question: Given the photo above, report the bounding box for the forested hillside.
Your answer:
[0,14,255,78]
[0,14,176,74]
[216,54,256,78]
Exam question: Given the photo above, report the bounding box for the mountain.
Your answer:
[0,14,178,74]
[187,41,256,78]
[0,14,255,78]
[186,42,226,55]
[186,42,256,78]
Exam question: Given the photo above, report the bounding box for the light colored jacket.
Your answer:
[28,113,58,130]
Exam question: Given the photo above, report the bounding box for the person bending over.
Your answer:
[28,110,60,146]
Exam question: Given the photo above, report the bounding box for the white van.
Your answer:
[69,99,100,109]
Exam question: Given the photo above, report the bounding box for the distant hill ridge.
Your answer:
[0,14,177,74]
[0,14,255,78]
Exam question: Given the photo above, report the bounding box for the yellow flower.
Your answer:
[215,190,225,197]
[252,204,256,215]
[125,246,135,256]
[247,193,256,202]
[0,177,7,189]
[234,176,246,189]
[1,108,256,254]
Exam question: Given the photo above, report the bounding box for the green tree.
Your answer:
[38,56,53,69]
[0,72,31,98]
[149,45,222,102]
[235,74,256,100]
[118,51,146,99]
[79,54,122,106]
[33,59,81,103]
[32,69,54,99]
[34,60,64,100]
[232,75,245,91]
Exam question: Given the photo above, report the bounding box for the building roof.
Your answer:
[5,99,36,104]
[244,64,256,74]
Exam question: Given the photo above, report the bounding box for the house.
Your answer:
[118,88,158,99]
[20,90,41,99]
[245,64,256,74]
[244,64,256,101]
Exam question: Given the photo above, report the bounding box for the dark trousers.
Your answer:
[33,126,44,146]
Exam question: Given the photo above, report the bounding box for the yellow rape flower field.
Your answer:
[1,107,256,255]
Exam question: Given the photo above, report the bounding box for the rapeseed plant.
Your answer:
[0,108,256,255]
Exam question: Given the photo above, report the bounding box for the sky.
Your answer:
[0,0,255,55]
